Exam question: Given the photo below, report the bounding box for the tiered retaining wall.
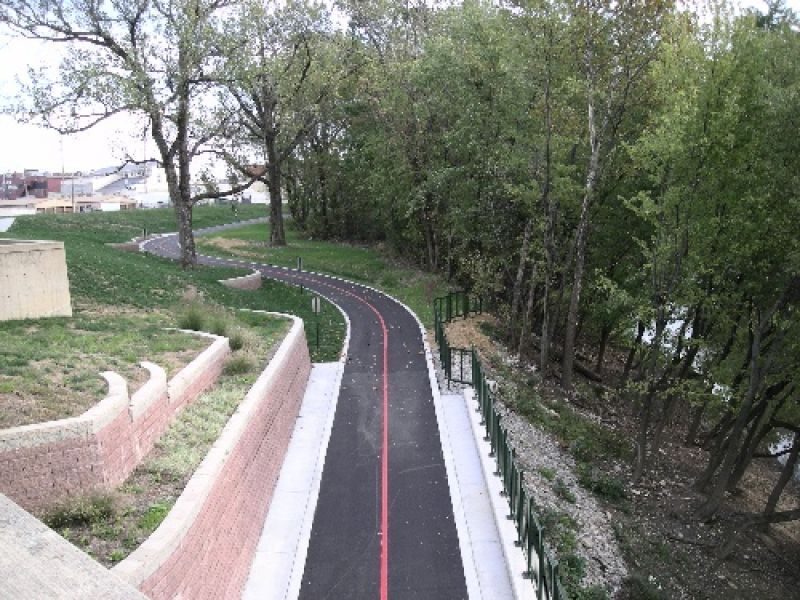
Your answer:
[114,314,311,600]
[0,333,230,511]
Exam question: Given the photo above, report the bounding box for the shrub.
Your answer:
[575,585,610,600]
[228,329,246,351]
[224,355,254,375]
[209,317,228,337]
[622,574,668,600]
[45,494,116,528]
[577,464,627,504]
[538,466,557,481]
[177,305,205,331]
[554,478,577,504]
[559,552,586,591]
[137,501,172,534]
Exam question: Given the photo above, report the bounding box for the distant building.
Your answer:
[1,174,55,200]
[75,195,137,212]
[33,198,74,214]
[60,179,94,196]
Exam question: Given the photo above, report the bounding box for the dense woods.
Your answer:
[4,0,799,535]
[292,0,800,530]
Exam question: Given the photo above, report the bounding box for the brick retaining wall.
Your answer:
[0,334,230,511]
[114,315,311,600]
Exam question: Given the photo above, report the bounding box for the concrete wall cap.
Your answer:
[218,270,262,290]
[85,372,130,434]
[0,239,65,254]
[0,417,90,452]
[128,362,168,421]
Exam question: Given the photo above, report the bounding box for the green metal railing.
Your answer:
[434,293,569,600]
[434,291,483,385]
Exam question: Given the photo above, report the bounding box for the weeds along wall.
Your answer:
[114,316,311,600]
[0,334,230,511]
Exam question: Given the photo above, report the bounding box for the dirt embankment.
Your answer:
[441,315,800,599]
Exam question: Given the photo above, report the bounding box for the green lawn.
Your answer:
[5,207,345,361]
[196,223,449,326]
[0,308,211,428]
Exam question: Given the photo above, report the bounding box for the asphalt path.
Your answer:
[143,223,468,600]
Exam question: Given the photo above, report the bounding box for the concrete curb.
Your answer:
[463,388,536,600]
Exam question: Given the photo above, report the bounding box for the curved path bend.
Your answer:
[143,224,468,600]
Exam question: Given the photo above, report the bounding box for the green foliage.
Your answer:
[554,478,577,504]
[228,330,246,351]
[574,585,610,600]
[178,305,206,332]
[223,356,254,376]
[538,466,557,481]
[45,495,116,529]
[136,502,172,534]
[577,464,627,505]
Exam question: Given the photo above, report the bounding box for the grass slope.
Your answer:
[0,308,209,428]
[5,207,345,361]
[196,223,448,325]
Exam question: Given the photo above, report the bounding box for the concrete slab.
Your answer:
[462,389,538,600]
[439,394,515,600]
[243,362,343,600]
[0,493,147,600]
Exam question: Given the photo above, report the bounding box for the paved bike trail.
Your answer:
[143,224,468,600]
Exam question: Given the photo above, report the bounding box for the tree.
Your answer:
[1,0,254,267]
[217,0,335,246]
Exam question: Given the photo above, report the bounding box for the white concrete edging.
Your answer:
[463,388,537,600]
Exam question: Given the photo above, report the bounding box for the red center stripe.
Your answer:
[290,275,391,599]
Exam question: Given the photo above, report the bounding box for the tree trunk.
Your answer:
[560,168,597,389]
[717,506,800,559]
[562,34,601,390]
[421,193,438,271]
[696,318,763,521]
[623,321,645,382]
[596,324,611,374]
[763,431,799,521]
[509,219,533,347]
[632,388,656,483]
[176,198,195,268]
[518,261,539,358]
[726,386,788,492]
[265,135,286,246]
[540,43,555,376]
[685,398,708,446]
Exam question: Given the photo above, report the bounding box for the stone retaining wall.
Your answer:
[114,314,310,600]
[218,270,263,291]
[0,334,229,511]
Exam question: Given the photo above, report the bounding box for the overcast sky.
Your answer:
[0,0,796,174]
